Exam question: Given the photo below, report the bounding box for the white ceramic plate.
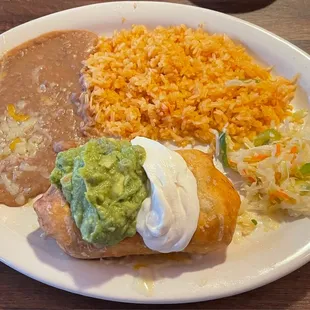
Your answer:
[1,1,310,304]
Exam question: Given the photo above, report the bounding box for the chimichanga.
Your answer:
[34,149,240,258]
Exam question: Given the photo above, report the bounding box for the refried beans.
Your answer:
[0,30,98,206]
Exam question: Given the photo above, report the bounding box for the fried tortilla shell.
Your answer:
[34,149,240,258]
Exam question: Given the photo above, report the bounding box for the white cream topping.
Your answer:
[131,137,200,253]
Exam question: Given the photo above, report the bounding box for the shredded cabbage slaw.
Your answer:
[215,110,310,238]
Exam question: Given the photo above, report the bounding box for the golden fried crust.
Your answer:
[34,150,240,258]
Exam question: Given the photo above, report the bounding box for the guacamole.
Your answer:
[50,138,149,246]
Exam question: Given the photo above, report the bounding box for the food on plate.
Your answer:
[80,25,296,147]
[0,31,97,206]
[34,137,241,258]
[50,138,149,246]
[223,110,310,236]
[0,23,307,253]
[0,25,298,210]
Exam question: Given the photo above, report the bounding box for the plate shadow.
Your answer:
[190,0,276,13]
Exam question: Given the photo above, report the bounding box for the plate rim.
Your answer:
[1,1,310,60]
[1,1,310,304]
[2,240,310,304]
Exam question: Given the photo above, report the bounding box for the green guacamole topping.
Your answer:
[50,138,148,246]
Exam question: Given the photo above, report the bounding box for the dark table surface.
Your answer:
[0,0,309,309]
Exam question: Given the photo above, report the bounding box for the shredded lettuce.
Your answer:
[253,129,281,146]
[299,163,310,176]
[219,132,229,167]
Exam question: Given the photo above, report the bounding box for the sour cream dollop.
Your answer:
[131,137,200,253]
